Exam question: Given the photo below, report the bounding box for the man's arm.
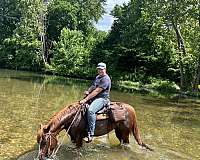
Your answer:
[80,87,103,104]
[84,85,95,96]
[88,85,96,93]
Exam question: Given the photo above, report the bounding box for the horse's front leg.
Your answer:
[68,132,76,144]
[75,134,83,147]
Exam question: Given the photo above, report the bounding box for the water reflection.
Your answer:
[0,69,200,160]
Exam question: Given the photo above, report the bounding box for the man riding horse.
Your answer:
[79,62,111,142]
[37,62,153,160]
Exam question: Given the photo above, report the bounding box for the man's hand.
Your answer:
[80,87,103,105]
[84,91,89,96]
[79,98,87,104]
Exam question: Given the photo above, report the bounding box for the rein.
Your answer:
[36,132,57,159]
[36,104,83,160]
[45,132,57,157]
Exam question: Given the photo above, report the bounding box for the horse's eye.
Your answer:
[41,139,47,145]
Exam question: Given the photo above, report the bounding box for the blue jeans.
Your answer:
[87,98,109,136]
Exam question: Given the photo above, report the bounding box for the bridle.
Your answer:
[37,104,84,159]
[39,131,58,159]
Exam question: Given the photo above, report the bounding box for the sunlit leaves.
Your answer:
[47,0,106,41]
[52,28,88,75]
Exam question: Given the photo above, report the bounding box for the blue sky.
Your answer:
[95,0,130,31]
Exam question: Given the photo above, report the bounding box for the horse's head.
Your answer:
[37,124,58,160]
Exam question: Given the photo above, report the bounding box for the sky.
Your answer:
[95,0,130,31]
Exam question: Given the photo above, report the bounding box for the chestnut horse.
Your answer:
[37,102,152,160]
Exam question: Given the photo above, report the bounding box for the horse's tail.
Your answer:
[130,106,154,151]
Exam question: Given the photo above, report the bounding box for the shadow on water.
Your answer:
[17,134,147,160]
[141,96,200,109]
[17,141,193,160]
[8,75,90,87]
[9,76,45,85]
[171,116,200,128]
[17,143,144,160]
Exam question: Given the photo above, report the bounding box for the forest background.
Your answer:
[0,0,199,96]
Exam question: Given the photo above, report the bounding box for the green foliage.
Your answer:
[0,0,20,67]
[0,0,44,70]
[92,0,166,80]
[0,0,106,74]
[47,1,78,41]
[0,0,21,42]
[15,0,43,70]
[52,28,89,76]
[117,81,141,91]
[143,0,199,90]
[0,0,199,95]
[47,0,106,41]
[145,79,180,93]
[114,79,180,96]
[91,0,199,92]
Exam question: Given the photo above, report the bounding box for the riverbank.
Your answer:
[113,80,200,99]
[1,68,199,100]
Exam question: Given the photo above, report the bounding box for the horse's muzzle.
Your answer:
[39,150,46,160]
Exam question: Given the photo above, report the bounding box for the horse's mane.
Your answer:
[54,102,80,119]
[45,102,81,131]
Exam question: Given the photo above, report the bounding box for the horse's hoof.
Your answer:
[120,143,131,150]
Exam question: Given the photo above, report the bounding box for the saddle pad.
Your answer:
[96,114,109,120]
[110,102,126,122]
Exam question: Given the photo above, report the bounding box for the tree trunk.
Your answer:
[192,1,200,92]
[40,1,48,65]
[40,32,46,64]
[192,56,200,92]
[171,20,186,91]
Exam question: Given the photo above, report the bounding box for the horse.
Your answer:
[37,102,153,160]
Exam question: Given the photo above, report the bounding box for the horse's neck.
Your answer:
[50,107,77,133]
[60,109,77,125]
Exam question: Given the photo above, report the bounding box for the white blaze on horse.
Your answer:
[37,102,153,160]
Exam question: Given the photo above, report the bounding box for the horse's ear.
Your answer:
[37,124,43,143]
[43,124,50,133]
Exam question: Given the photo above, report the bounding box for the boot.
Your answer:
[84,134,93,143]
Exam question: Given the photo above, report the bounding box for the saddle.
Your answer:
[96,102,126,122]
[71,102,126,130]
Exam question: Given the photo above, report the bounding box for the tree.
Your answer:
[92,0,160,81]
[0,0,21,67]
[94,0,199,90]
[43,0,106,67]
[144,0,199,90]
[191,1,200,92]
[46,0,106,41]
[52,28,89,76]
[3,0,44,70]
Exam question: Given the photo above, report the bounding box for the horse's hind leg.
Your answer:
[121,130,130,144]
[115,128,123,143]
[115,127,130,144]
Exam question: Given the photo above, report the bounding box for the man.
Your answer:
[79,62,111,142]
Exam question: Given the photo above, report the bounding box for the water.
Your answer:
[0,69,200,160]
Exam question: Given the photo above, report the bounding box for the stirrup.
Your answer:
[84,135,93,143]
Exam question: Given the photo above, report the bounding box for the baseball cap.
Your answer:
[97,62,106,69]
